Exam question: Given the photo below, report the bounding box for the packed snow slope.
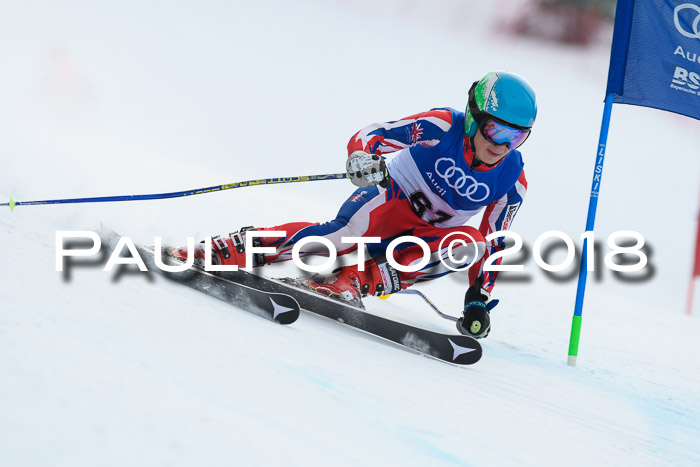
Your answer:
[2,1,700,466]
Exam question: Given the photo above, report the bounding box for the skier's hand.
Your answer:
[458,302,491,338]
[347,150,390,188]
[456,279,499,339]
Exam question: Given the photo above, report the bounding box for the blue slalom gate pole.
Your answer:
[1,173,348,211]
[568,93,615,367]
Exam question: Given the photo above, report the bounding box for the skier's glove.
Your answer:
[347,150,390,188]
[456,279,499,339]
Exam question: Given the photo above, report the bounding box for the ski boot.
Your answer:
[286,258,404,309]
[168,226,266,270]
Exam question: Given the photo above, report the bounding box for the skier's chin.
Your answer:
[479,148,507,164]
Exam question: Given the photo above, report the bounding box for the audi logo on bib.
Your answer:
[435,158,490,202]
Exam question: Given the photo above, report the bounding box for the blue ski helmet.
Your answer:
[465,71,537,139]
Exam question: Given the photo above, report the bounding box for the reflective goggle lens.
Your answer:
[480,119,530,149]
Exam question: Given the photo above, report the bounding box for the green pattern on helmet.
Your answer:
[475,72,499,113]
[466,72,498,136]
[465,110,476,137]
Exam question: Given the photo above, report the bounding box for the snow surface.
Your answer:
[2,1,700,465]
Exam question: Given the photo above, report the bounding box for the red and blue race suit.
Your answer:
[258,107,527,294]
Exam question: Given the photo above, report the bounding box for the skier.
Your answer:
[170,70,537,339]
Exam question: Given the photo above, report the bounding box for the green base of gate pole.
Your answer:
[568,315,582,367]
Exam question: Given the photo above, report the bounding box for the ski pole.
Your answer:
[394,289,459,322]
[2,172,349,211]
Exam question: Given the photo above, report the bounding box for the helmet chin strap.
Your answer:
[468,135,481,169]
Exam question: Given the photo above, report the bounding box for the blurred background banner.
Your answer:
[607,0,700,120]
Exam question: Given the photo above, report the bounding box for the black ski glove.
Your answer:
[456,279,499,339]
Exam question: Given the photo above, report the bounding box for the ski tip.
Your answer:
[378,294,390,300]
[9,197,15,211]
[269,295,300,325]
[567,355,577,367]
[446,337,482,365]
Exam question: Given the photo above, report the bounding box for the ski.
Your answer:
[102,233,300,325]
[228,272,482,365]
[101,231,479,363]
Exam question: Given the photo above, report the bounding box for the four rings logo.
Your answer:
[674,3,700,39]
[434,158,490,202]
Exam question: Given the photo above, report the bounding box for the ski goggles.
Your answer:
[479,117,531,149]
